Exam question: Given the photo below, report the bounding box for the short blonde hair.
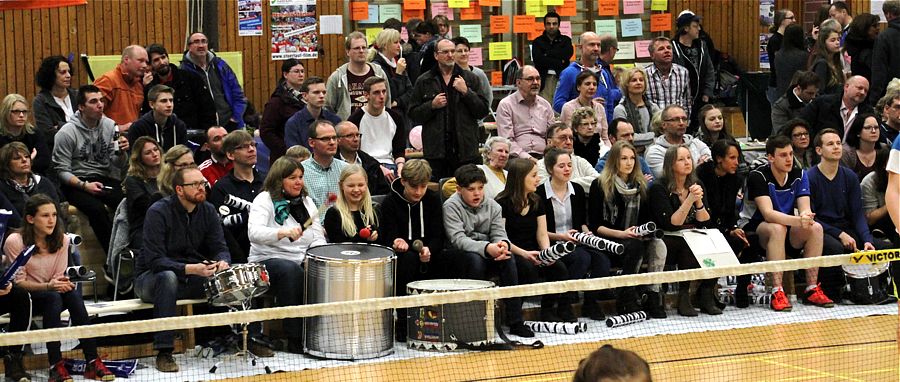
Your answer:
[0,94,33,137]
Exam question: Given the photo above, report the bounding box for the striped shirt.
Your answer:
[644,63,692,118]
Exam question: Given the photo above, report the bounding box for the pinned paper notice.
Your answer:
[594,20,617,38]
[616,41,636,60]
[556,0,576,16]
[559,21,572,37]
[404,0,426,10]
[402,9,424,22]
[468,47,484,67]
[350,2,368,21]
[365,28,382,44]
[525,0,545,17]
[513,15,535,34]
[431,2,454,20]
[620,19,642,37]
[460,1,482,20]
[650,13,671,32]
[491,71,503,86]
[319,15,343,35]
[364,4,379,23]
[651,0,668,11]
[597,0,618,16]
[635,40,652,58]
[544,0,564,5]
[623,0,643,14]
[379,4,401,23]
[489,41,513,61]
[448,0,469,8]
[459,24,483,43]
[490,15,510,34]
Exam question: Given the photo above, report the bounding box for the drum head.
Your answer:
[842,263,890,279]
[307,243,395,262]
[407,279,495,294]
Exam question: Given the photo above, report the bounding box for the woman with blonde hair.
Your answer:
[369,28,412,112]
[0,94,51,175]
[157,145,196,196]
[323,164,381,243]
[613,67,660,148]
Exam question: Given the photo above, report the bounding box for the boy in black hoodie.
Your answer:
[379,159,444,341]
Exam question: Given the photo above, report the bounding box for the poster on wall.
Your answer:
[238,0,263,36]
[759,33,770,69]
[759,0,775,27]
[270,0,318,60]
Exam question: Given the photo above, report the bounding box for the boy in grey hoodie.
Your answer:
[442,164,533,337]
[52,85,129,255]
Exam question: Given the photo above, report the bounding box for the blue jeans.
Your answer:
[259,258,304,338]
[134,270,207,350]
[31,290,97,364]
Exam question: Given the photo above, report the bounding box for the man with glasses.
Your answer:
[209,130,264,264]
[325,31,391,120]
[53,85,129,256]
[644,104,711,178]
[497,65,556,161]
[537,122,599,192]
[180,32,247,130]
[285,76,341,150]
[135,167,232,372]
[335,121,389,195]
[409,38,490,179]
[198,125,232,186]
[532,11,573,103]
[877,91,900,144]
[302,119,348,209]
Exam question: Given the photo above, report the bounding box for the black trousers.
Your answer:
[61,175,123,255]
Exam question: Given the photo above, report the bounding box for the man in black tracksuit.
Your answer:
[672,11,716,133]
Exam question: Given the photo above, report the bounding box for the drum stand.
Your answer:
[209,299,272,375]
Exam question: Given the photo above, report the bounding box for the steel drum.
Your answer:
[304,243,395,360]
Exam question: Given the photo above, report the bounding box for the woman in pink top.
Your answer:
[3,194,114,381]
[560,71,610,147]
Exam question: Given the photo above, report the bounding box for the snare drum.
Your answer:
[304,243,395,360]
[204,263,270,306]
[842,263,892,304]
[406,279,496,352]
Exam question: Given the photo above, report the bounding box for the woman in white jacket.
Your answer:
[248,157,325,353]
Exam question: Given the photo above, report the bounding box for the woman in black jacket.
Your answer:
[648,144,716,317]
[369,28,413,117]
[0,94,51,176]
[259,59,306,167]
[123,137,161,249]
[0,142,58,228]
[774,24,809,98]
[844,13,881,80]
[536,148,595,320]
[32,55,77,149]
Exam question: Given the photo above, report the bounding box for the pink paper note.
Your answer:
[430,2,454,20]
[468,47,484,67]
[623,0,643,14]
[635,40,652,58]
[559,21,572,37]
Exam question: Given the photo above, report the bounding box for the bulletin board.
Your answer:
[348,0,675,83]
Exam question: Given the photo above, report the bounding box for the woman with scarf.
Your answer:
[0,142,59,228]
[613,67,660,151]
[588,141,667,318]
[260,59,306,167]
[248,157,325,353]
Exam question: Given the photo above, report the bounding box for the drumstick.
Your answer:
[292,193,338,242]
[412,239,429,274]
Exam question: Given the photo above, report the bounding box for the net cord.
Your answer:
[0,253,880,346]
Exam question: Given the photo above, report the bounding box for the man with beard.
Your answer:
[198,125,233,186]
[142,44,217,132]
[496,65,556,161]
[134,167,232,372]
[409,38,490,179]
[532,11,573,102]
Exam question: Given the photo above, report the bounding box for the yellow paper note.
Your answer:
[489,41,513,61]
[543,0,563,5]
[651,0,668,11]
[365,28,382,45]
[448,0,470,8]
[525,0,544,17]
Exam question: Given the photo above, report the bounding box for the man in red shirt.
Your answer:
[198,125,232,186]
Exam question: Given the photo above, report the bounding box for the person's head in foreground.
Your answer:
[572,344,651,382]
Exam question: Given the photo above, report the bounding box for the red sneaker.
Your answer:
[803,283,835,308]
[84,358,116,381]
[48,360,73,382]
[770,290,792,312]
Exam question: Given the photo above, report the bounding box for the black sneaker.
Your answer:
[287,337,304,354]
[155,351,179,373]
[3,352,31,382]
[508,323,535,337]
[581,302,606,321]
[556,305,578,323]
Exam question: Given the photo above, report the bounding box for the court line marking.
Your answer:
[750,357,864,382]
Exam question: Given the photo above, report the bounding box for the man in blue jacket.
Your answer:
[134,167,236,372]
[553,32,621,123]
[180,32,247,131]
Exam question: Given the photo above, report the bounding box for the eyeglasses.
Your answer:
[235,142,257,150]
[785,16,795,20]
[312,136,338,142]
[554,135,575,142]
[180,180,209,189]
[519,76,541,82]
[664,117,688,122]
[792,132,810,138]
[10,109,28,115]
[288,69,304,74]
[862,125,879,131]
[436,50,454,55]
[339,133,363,139]
[349,46,367,51]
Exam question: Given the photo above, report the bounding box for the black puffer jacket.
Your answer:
[408,64,489,164]
[371,53,413,113]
